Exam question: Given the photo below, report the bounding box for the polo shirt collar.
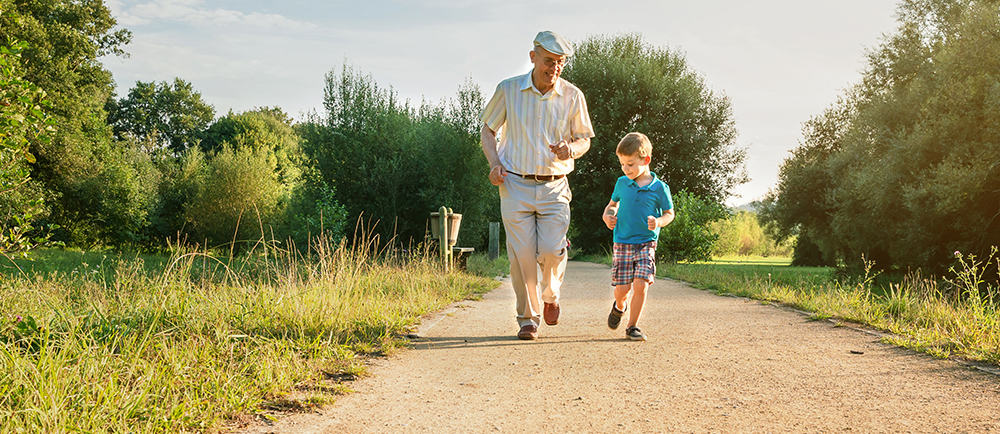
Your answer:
[521,71,564,97]
[627,172,660,189]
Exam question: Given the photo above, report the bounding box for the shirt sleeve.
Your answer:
[481,83,507,132]
[611,178,623,202]
[570,90,595,140]
[659,184,674,212]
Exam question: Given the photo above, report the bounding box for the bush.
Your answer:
[710,211,794,257]
[183,144,285,248]
[657,190,727,263]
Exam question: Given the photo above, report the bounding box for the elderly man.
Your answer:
[480,30,595,340]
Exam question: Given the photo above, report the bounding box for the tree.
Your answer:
[2,0,156,247]
[301,66,497,249]
[106,78,215,153]
[155,108,317,248]
[561,34,747,253]
[0,39,55,255]
[764,0,1000,272]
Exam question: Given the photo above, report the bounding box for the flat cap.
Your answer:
[533,30,574,57]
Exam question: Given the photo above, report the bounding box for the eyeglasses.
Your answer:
[541,57,567,69]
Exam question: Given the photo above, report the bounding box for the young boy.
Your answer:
[601,132,675,341]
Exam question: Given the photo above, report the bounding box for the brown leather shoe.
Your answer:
[543,302,560,325]
[517,324,538,340]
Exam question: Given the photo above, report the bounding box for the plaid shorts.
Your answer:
[611,241,657,286]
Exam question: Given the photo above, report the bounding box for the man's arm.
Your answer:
[550,136,591,161]
[481,124,506,185]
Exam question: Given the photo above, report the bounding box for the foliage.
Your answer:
[181,144,284,248]
[2,0,153,248]
[561,33,747,253]
[710,210,794,257]
[284,166,348,248]
[763,0,1000,272]
[301,66,497,249]
[106,78,215,153]
[0,38,56,256]
[657,190,728,263]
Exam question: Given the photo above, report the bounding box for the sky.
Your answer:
[100,0,901,206]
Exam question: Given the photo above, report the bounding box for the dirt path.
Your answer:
[244,261,1000,432]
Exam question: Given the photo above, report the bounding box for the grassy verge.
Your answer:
[0,241,499,431]
[465,252,509,278]
[660,255,1000,365]
[575,253,1000,366]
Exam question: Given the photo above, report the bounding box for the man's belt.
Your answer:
[508,171,566,182]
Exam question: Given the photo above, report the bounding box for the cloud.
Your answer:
[108,0,319,32]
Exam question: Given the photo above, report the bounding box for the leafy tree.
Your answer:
[0,39,55,256]
[764,0,1000,272]
[561,34,747,253]
[2,0,155,247]
[301,66,496,249]
[154,108,319,248]
[106,78,215,153]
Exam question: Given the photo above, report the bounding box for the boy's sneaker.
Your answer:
[625,326,646,341]
[607,302,626,329]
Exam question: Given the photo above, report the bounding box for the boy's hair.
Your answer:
[616,132,652,158]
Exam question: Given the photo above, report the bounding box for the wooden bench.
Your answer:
[452,247,475,270]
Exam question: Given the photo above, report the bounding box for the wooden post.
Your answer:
[488,222,500,260]
[439,206,452,271]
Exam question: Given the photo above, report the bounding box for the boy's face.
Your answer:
[617,153,651,180]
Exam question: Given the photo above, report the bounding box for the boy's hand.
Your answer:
[603,213,617,230]
[647,215,657,230]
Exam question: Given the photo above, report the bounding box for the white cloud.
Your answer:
[110,0,319,32]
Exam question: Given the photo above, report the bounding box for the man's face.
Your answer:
[530,47,567,89]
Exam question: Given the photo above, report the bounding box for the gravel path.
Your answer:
[244,261,1000,432]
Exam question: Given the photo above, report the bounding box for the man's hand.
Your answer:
[549,140,572,160]
[489,165,507,186]
[603,213,617,230]
[647,215,657,230]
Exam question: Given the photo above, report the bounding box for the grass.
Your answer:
[0,238,500,432]
[577,253,1000,366]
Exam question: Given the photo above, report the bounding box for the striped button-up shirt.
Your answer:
[481,72,595,176]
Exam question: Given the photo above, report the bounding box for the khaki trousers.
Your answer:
[499,174,571,327]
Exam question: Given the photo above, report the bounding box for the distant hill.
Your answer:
[730,201,761,213]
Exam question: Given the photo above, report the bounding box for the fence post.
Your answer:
[488,222,500,260]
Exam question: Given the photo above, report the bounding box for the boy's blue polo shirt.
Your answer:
[610,172,674,244]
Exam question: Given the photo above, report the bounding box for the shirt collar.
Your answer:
[520,71,563,97]
[628,172,659,189]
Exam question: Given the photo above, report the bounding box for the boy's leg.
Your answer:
[626,278,648,328]
[613,284,630,311]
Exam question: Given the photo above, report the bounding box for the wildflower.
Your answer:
[954,250,961,258]
[14,315,22,323]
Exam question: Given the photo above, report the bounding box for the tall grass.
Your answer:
[0,234,497,431]
[661,251,1000,365]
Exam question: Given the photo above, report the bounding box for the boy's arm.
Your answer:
[602,200,619,230]
[647,209,675,230]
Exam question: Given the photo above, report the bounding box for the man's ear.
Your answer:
[529,49,536,63]
[643,155,651,165]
